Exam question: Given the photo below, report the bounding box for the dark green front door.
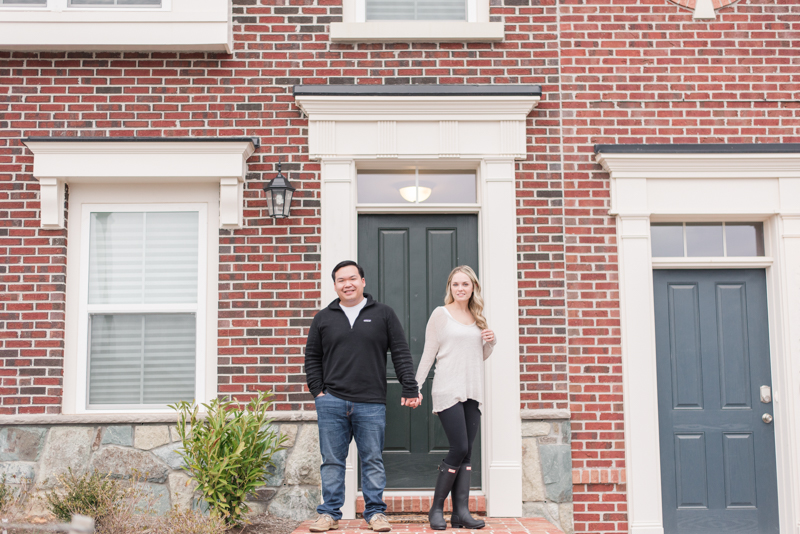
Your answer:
[358,214,481,489]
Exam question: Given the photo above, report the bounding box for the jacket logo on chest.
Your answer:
[363,319,371,322]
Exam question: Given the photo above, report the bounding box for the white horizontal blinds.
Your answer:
[88,314,196,405]
[145,212,199,303]
[69,0,161,5]
[142,314,196,403]
[88,315,142,404]
[86,210,199,407]
[88,212,198,304]
[366,0,466,21]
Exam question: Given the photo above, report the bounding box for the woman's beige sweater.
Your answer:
[414,306,497,413]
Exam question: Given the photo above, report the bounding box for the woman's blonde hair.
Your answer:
[444,265,488,330]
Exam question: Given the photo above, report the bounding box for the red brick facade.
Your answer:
[1,0,798,533]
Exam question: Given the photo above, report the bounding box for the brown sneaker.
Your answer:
[309,514,339,532]
[369,513,392,532]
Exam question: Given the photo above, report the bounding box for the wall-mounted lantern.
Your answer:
[263,161,296,219]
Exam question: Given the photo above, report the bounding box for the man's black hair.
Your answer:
[332,260,365,282]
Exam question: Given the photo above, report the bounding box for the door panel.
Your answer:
[359,214,480,489]
[654,269,779,534]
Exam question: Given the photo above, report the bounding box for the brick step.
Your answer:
[356,495,486,515]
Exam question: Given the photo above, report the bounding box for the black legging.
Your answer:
[437,399,480,466]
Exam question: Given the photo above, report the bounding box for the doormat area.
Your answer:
[290,517,563,534]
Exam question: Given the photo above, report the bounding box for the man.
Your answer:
[305,260,420,533]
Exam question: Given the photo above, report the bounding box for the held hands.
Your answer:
[401,392,423,409]
[481,329,495,343]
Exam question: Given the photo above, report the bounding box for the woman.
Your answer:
[415,265,496,530]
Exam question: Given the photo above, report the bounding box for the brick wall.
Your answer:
[1,0,798,532]
[562,1,800,533]
[0,2,565,415]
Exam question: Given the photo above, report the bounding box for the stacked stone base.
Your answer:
[1,420,572,532]
[521,420,573,534]
[0,422,322,519]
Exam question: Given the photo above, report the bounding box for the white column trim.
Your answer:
[602,152,800,534]
[304,92,536,518]
[481,158,522,517]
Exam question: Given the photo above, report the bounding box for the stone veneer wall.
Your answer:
[521,420,572,534]
[2,420,573,531]
[0,422,323,520]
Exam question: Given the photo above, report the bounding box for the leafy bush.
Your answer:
[44,469,121,523]
[171,390,287,525]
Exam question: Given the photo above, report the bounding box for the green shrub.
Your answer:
[171,390,287,525]
[44,469,122,523]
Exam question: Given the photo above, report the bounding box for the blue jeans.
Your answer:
[314,392,387,522]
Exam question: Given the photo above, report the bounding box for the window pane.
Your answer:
[419,171,476,203]
[366,0,466,21]
[686,223,724,257]
[88,212,199,304]
[726,223,764,257]
[70,0,161,5]
[144,212,200,303]
[651,224,684,257]
[88,314,196,406]
[357,170,476,203]
[357,171,415,203]
[1,0,47,5]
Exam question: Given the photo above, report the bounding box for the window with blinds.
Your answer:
[366,0,466,21]
[86,211,199,408]
[69,0,161,6]
[0,0,47,5]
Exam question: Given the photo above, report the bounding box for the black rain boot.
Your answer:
[429,461,459,530]
[450,464,485,529]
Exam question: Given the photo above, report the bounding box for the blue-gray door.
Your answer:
[653,269,778,534]
[358,214,480,489]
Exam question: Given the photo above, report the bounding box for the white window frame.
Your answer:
[0,0,172,10]
[331,0,503,42]
[76,203,207,413]
[355,0,476,23]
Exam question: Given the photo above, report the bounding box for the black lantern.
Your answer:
[263,161,296,219]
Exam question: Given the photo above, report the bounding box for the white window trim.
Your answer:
[23,138,256,230]
[76,203,207,413]
[331,0,503,42]
[597,150,800,534]
[0,0,230,52]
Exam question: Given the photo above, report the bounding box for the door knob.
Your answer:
[760,385,772,403]
[762,413,773,424]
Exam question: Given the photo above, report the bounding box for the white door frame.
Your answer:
[597,148,800,534]
[295,90,540,518]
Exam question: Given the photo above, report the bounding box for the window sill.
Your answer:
[329,21,504,43]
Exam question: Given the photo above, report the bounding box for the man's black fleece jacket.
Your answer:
[304,293,419,403]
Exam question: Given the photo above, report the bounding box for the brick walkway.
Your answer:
[291,518,563,534]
